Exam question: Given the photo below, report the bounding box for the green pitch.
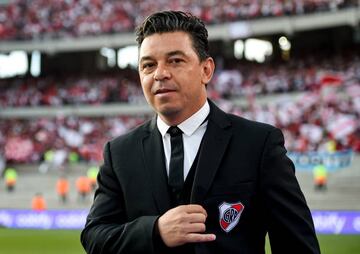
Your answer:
[0,229,359,253]
[0,229,85,254]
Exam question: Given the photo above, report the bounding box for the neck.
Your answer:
[158,114,185,126]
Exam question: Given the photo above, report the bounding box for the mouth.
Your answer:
[154,88,176,95]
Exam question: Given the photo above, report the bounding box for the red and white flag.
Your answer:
[5,137,34,162]
[327,114,357,140]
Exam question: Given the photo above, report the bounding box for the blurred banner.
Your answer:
[0,209,88,229]
[288,150,353,171]
[0,209,360,234]
[312,211,360,234]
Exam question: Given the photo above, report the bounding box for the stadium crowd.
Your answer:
[1,53,360,107]
[0,0,358,40]
[0,114,148,164]
[1,84,359,165]
[0,71,145,107]
[1,44,359,165]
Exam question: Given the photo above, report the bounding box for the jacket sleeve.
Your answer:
[80,141,159,254]
[259,128,321,254]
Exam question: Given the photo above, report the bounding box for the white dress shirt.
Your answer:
[157,101,210,180]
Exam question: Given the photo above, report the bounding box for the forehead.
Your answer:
[139,31,196,58]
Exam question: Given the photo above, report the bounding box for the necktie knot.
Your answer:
[167,126,182,137]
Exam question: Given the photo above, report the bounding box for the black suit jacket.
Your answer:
[81,100,320,254]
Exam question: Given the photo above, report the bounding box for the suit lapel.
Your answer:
[191,101,232,203]
[141,117,171,213]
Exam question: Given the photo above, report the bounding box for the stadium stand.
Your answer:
[0,115,148,163]
[1,51,359,107]
[0,0,358,40]
[0,87,359,164]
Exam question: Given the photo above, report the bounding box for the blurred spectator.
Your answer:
[313,164,328,191]
[87,165,99,190]
[4,167,17,192]
[52,148,68,172]
[56,175,70,203]
[38,147,67,173]
[31,192,47,211]
[76,176,91,202]
[68,151,80,165]
[38,149,55,173]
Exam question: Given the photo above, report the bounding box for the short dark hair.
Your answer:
[135,10,210,61]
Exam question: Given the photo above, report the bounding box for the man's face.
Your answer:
[138,31,214,125]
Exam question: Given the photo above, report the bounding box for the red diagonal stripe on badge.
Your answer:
[232,203,244,212]
[220,219,230,230]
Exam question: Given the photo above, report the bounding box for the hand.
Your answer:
[156,204,216,247]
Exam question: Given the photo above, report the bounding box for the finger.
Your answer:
[184,213,206,223]
[184,233,216,243]
[183,204,207,216]
[184,223,206,233]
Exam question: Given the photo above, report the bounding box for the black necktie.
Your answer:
[167,126,184,192]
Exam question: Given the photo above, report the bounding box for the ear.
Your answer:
[201,57,215,85]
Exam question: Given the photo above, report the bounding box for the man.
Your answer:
[81,11,320,254]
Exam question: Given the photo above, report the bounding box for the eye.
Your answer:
[142,62,155,69]
[169,58,184,64]
[141,62,156,73]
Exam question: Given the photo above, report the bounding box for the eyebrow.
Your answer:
[167,50,187,58]
[139,50,187,63]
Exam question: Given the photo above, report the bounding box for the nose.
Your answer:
[154,63,171,81]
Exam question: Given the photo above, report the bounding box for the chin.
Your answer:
[157,105,182,118]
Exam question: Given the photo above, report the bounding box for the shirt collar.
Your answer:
[157,100,210,137]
